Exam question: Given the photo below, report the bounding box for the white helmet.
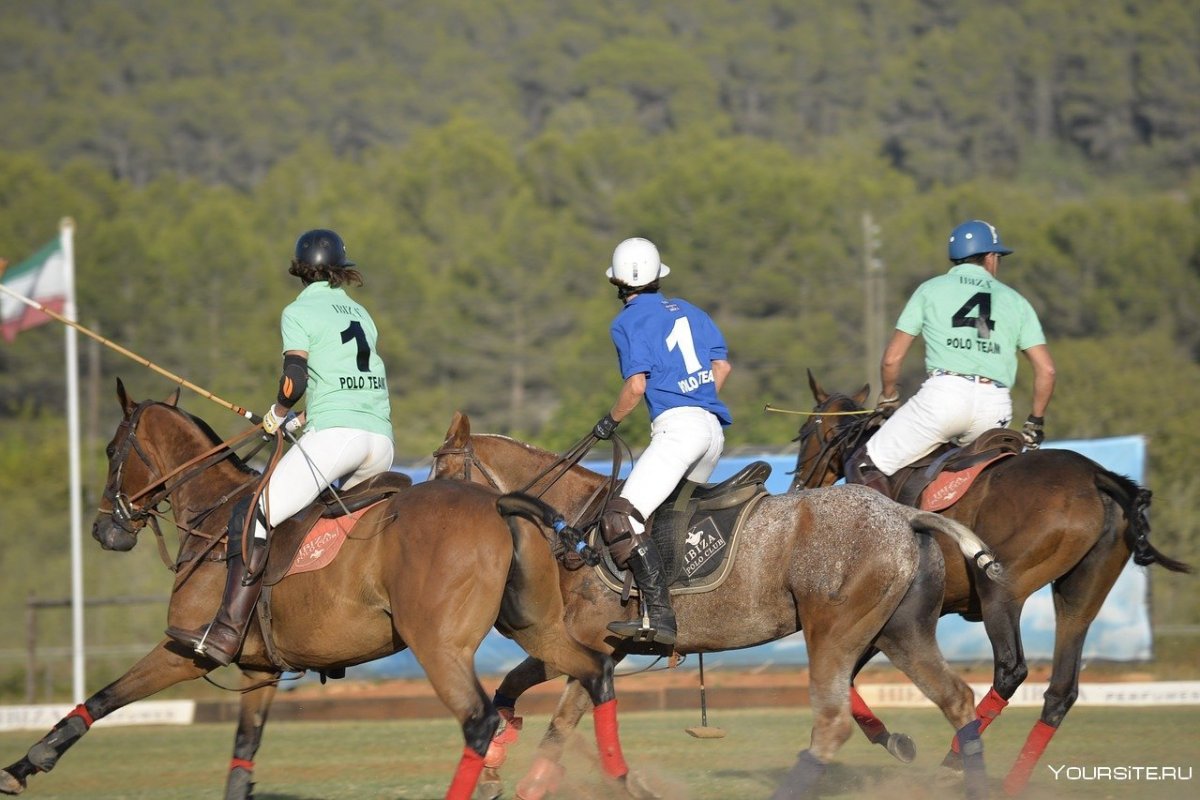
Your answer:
[606,237,670,288]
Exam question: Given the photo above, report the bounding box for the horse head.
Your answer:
[789,369,873,491]
[93,378,255,552]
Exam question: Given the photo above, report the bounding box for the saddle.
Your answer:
[254,471,412,674]
[597,461,771,596]
[887,428,1023,510]
[261,471,413,586]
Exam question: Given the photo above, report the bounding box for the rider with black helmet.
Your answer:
[167,229,394,665]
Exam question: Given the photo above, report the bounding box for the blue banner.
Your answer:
[356,435,1149,679]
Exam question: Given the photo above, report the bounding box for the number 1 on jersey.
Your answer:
[666,317,703,374]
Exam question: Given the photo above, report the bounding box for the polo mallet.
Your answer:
[684,653,726,738]
[0,281,258,422]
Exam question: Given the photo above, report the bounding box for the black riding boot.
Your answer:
[845,445,891,497]
[607,539,677,646]
[166,537,266,667]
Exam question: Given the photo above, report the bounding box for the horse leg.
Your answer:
[510,678,593,800]
[770,613,881,800]
[0,642,210,795]
[874,536,985,800]
[940,590,1028,772]
[411,644,501,800]
[477,657,566,800]
[1003,536,1131,796]
[848,647,917,763]
[505,634,635,798]
[224,668,280,800]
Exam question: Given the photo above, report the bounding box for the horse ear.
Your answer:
[852,384,871,407]
[807,369,829,403]
[116,377,135,416]
[165,387,181,407]
[445,411,471,445]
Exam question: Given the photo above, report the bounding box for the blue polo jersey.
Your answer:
[609,294,732,425]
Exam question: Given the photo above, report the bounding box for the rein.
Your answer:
[432,431,629,531]
[792,401,881,489]
[99,401,271,570]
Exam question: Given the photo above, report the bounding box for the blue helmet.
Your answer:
[948,220,1012,261]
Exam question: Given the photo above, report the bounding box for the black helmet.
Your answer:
[293,229,355,268]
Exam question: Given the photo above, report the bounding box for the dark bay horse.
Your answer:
[432,412,1005,800]
[790,371,1191,795]
[0,382,635,800]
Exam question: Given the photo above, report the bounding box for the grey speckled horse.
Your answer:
[432,412,1005,800]
[790,371,1192,795]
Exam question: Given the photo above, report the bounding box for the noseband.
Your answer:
[101,402,165,533]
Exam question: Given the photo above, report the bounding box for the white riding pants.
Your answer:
[252,427,395,540]
[619,407,725,534]
[866,375,1012,476]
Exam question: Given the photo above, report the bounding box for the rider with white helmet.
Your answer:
[592,237,732,646]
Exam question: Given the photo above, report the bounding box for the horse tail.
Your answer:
[1095,470,1192,574]
[496,492,596,565]
[910,511,1006,583]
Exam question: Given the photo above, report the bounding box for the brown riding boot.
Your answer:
[166,537,266,666]
[606,539,677,646]
[845,446,892,497]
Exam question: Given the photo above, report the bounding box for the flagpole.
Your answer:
[61,218,86,705]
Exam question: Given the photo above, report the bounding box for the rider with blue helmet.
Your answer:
[848,220,1056,494]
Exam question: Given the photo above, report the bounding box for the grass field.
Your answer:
[1,704,1196,799]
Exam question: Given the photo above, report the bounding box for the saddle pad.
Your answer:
[285,505,372,576]
[595,492,766,596]
[920,453,1015,511]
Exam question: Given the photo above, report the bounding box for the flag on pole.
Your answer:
[0,236,70,341]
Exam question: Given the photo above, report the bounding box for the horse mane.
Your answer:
[173,405,257,476]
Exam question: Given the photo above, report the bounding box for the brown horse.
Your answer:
[432,411,1006,800]
[790,370,1192,795]
[0,382,635,800]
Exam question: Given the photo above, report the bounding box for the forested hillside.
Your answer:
[1,0,1197,699]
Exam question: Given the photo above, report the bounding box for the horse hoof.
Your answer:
[474,778,504,800]
[886,733,917,764]
[622,769,663,799]
[0,770,26,796]
[936,764,965,791]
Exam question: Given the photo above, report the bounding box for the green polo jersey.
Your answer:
[894,263,1046,388]
[280,282,393,441]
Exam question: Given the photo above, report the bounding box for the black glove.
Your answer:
[1021,415,1045,450]
[592,413,620,440]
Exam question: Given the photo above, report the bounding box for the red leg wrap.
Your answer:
[976,687,1010,734]
[952,685,1011,752]
[592,699,629,779]
[1003,720,1057,796]
[445,746,486,800]
[516,755,565,800]
[229,758,254,772]
[66,704,94,729]
[484,708,523,768]
[850,686,888,742]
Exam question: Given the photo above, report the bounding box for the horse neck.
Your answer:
[476,435,607,520]
[140,405,256,520]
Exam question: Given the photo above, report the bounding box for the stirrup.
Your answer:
[607,617,676,646]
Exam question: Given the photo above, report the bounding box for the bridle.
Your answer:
[791,398,880,489]
[98,401,266,565]
[429,440,506,492]
[431,432,625,529]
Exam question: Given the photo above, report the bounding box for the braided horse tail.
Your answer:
[1096,470,1191,573]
